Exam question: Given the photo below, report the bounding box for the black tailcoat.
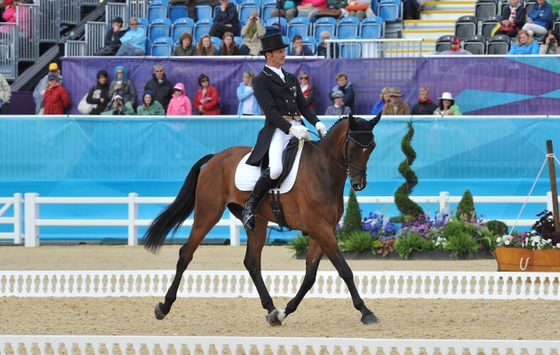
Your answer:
[246,66,320,167]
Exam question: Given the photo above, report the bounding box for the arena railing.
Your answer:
[326,38,423,58]
[0,336,557,355]
[17,3,39,62]
[0,23,18,80]
[2,269,560,299]
[10,192,556,247]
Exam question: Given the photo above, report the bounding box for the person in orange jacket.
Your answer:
[43,73,70,115]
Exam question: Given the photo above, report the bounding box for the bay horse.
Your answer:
[143,113,381,325]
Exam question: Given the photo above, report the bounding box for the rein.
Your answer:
[308,128,373,178]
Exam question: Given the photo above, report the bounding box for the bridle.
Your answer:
[343,129,374,178]
[308,124,374,178]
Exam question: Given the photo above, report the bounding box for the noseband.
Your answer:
[344,129,374,178]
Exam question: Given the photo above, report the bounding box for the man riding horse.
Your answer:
[242,33,328,231]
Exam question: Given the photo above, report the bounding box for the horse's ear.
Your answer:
[348,113,355,127]
[370,112,381,128]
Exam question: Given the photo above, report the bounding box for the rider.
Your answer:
[242,33,328,231]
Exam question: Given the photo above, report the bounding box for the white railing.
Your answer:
[0,336,558,355]
[16,191,555,247]
[2,270,559,300]
[0,193,22,243]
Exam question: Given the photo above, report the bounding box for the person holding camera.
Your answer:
[240,11,266,55]
[102,93,135,115]
[539,29,560,54]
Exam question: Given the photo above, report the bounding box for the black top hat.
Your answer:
[259,33,289,55]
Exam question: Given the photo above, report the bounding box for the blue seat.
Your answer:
[145,37,152,54]
[151,36,174,56]
[265,17,287,36]
[148,0,169,22]
[336,16,360,39]
[302,35,317,55]
[314,16,336,40]
[239,0,262,25]
[287,16,310,38]
[261,0,277,21]
[360,16,384,39]
[149,18,172,41]
[172,17,195,43]
[211,36,222,52]
[282,35,290,45]
[378,0,402,23]
[194,18,213,41]
[195,4,213,20]
[339,38,362,58]
[137,17,150,33]
[234,35,243,46]
[169,3,188,22]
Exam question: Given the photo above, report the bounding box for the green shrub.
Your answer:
[394,233,428,259]
[340,231,380,253]
[337,189,362,242]
[287,234,309,256]
[485,220,509,236]
[394,121,424,220]
[456,189,476,220]
[445,232,479,259]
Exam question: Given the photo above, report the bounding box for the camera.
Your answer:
[550,38,556,44]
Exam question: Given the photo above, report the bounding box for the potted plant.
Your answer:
[494,210,560,271]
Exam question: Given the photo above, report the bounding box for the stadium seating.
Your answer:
[169,3,188,22]
[172,17,195,43]
[481,15,501,39]
[435,35,453,53]
[211,36,222,52]
[313,16,336,40]
[474,0,498,21]
[454,15,477,40]
[266,16,287,36]
[360,16,384,39]
[486,34,510,54]
[151,36,174,56]
[336,17,360,39]
[149,18,172,41]
[463,34,486,55]
[137,17,150,33]
[287,17,311,38]
[195,4,213,20]
[239,0,262,25]
[378,0,402,23]
[194,18,213,41]
[261,0,277,21]
[148,0,169,22]
[339,38,362,58]
[302,35,317,54]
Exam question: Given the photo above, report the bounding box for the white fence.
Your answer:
[0,336,558,355]
[2,270,560,300]
[0,192,555,247]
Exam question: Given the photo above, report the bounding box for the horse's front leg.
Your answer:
[321,238,379,325]
[279,236,323,320]
[243,218,280,325]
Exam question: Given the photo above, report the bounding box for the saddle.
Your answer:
[234,137,303,193]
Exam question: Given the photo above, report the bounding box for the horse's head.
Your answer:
[344,113,381,191]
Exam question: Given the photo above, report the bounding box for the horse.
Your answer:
[143,113,382,325]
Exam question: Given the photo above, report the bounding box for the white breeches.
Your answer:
[268,120,302,180]
[522,23,548,37]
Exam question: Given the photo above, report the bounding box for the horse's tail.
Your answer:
[143,154,215,253]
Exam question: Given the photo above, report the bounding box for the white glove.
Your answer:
[289,125,309,140]
[315,122,327,138]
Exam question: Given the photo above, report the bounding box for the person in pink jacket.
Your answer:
[166,83,192,116]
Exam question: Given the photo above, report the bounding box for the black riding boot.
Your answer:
[242,168,273,231]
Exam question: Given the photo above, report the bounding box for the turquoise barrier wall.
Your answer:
[0,115,558,240]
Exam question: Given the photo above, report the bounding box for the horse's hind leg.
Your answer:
[242,217,281,325]
[155,207,225,320]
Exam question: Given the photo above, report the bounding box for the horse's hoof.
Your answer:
[154,303,168,320]
[266,308,285,326]
[361,313,379,325]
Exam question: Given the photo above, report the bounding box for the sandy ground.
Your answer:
[1,245,559,340]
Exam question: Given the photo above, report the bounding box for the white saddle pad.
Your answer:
[234,146,304,194]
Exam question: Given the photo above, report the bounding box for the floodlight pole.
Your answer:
[546,140,560,232]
